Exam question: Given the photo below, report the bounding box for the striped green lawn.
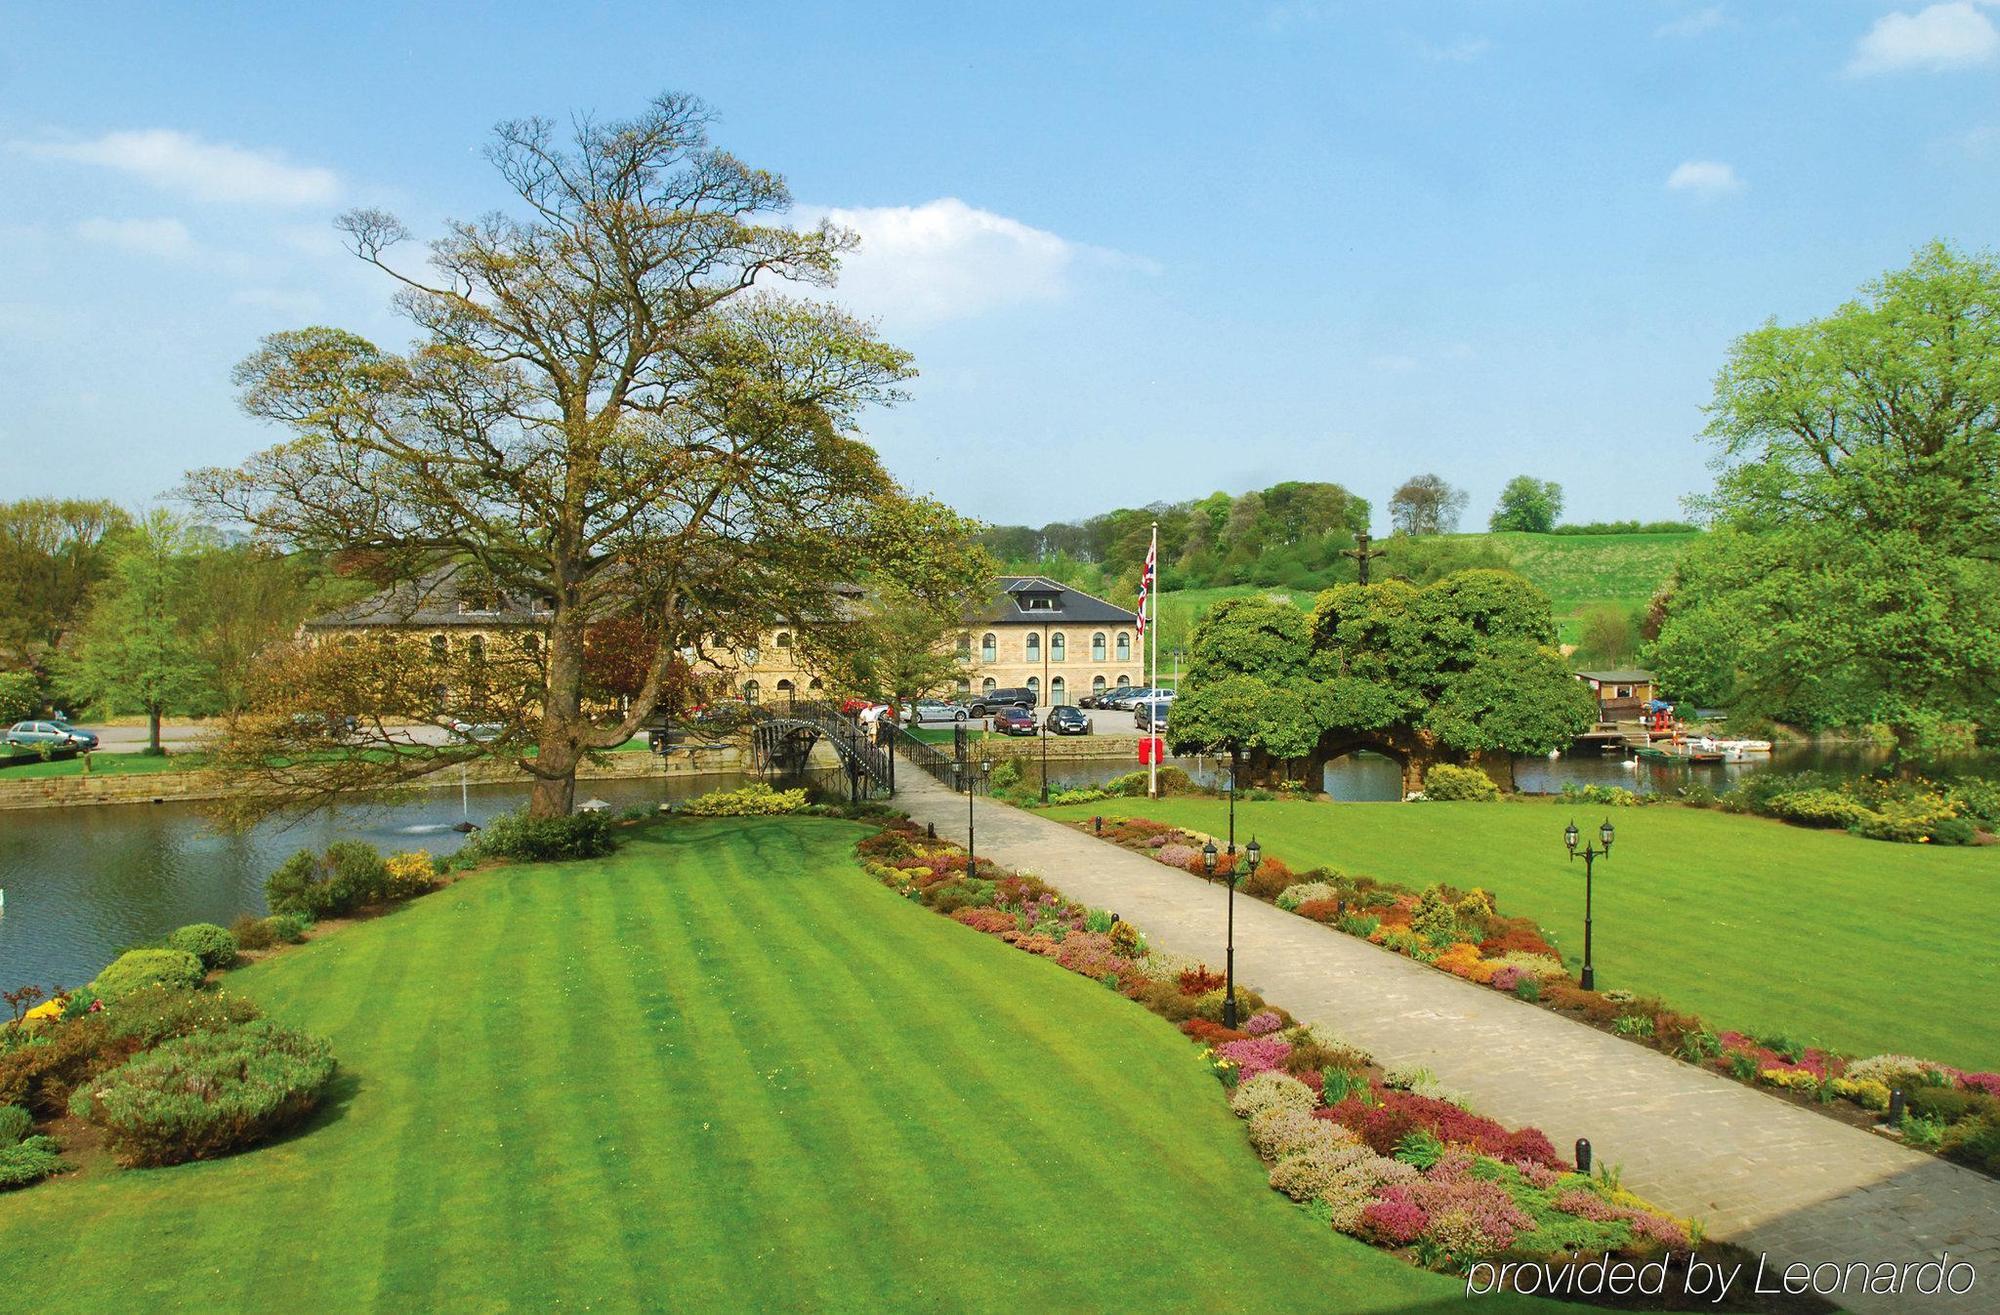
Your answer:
[1045,797,2000,1072]
[0,818,1535,1313]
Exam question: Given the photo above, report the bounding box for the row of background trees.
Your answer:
[0,501,370,749]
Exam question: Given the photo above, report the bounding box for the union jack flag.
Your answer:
[1135,534,1157,635]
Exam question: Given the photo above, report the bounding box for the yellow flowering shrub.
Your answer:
[1831,1077,1892,1110]
[1759,1068,1823,1092]
[384,850,442,899]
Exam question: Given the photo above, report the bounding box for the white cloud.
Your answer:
[1416,36,1491,63]
[18,129,339,205]
[74,216,197,259]
[1848,3,1999,75]
[797,197,1128,327]
[1656,6,1725,38]
[1665,160,1745,196]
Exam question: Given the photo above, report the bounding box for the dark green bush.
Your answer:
[0,1104,29,1145]
[0,1135,66,1190]
[167,923,238,970]
[0,1014,112,1117]
[101,985,261,1049]
[474,809,615,862]
[70,1021,336,1167]
[1925,817,1977,846]
[94,949,204,1002]
[263,914,309,944]
[264,841,389,920]
[1906,1086,1994,1125]
[1942,1116,2000,1175]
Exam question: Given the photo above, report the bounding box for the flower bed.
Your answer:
[853,818,1750,1297]
[1079,816,2000,1181]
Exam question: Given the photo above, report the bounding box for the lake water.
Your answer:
[0,772,752,994]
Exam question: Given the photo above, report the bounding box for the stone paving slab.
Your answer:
[893,768,1998,1314]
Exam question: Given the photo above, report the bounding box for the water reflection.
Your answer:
[0,772,747,992]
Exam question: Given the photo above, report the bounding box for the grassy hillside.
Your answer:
[0,818,1518,1313]
[1043,796,2000,1072]
[1134,533,1696,662]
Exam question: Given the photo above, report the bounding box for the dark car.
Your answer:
[1101,685,1149,711]
[1133,695,1175,733]
[1077,687,1125,709]
[1046,705,1092,736]
[968,686,1036,717]
[993,706,1038,736]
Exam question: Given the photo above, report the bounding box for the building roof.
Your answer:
[1576,669,1656,684]
[981,577,1140,627]
[303,568,550,629]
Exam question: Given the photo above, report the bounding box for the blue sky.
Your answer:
[4,2,1998,531]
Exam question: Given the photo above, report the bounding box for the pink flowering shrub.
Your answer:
[1156,844,1198,869]
[1218,1036,1293,1080]
[1553,1189,1617,1221]
[1053,932,1128,978]
[1487,966,1524,994]
[1244,1010,1284,1036]
[1962,1072,2000,1098]
[1357,1196,1427,1244]
[1361,1171,1533,1259]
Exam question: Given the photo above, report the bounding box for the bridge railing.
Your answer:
[888,721,991,795]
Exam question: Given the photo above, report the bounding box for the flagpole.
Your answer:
[1147,520,1159,799]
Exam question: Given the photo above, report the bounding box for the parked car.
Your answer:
[993,706,1039,736]
[968,686,1037,717]
[1101,686,1149,711]
[4,720,99,751]
[1133,695,1175,733]
[446,717,505,743]
[902,699,970,724]
[1045,705,1093,736]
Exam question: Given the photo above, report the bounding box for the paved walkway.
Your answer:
[893,768,1997,1314]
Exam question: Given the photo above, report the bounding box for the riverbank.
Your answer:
[0,745,743,811]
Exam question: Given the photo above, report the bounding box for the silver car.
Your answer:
[5,720,100,750]
[902,699,971,725]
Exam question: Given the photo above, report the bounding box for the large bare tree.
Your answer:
[188,93,966,818]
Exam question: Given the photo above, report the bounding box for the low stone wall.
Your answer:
[0,745,745,812]
[978,734,1143,762]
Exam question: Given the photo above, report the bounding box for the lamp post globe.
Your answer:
[1599,819,1615,852]
[1564,820,1580,854]
[1201,839,1218,880]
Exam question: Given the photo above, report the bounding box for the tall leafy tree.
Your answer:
[1652,242,2000,747]
[187,93,967,818]
[62,511,208,753]
[1388,473,1469,536]
[1488,476,1564,533]
[0,499,130,661]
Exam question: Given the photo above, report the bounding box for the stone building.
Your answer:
[303,572,1144,709]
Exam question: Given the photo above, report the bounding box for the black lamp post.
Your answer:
[1225,746,1240,855]
[1563,818,1615,991]
[1039,618,1051,804]
[1226,839,1259,1028]
[968,756,991,874]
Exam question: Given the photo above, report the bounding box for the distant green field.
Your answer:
[1138,533,1696,654]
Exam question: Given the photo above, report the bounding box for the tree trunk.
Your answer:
[147,706,162,756]
[530,608,587,818]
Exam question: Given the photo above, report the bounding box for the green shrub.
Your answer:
[0,1135,66,1190]
[69,1021,337,1167]
[265,841,390,919]
[680,783,809,817]
[1906,1086,1994,1125]
[1421,764,1500,801]
[474,810,615,862]
[1942,1116,2000,1175]
[262,914,309,945]
[167,923,238,970]
[1559,782,1643,808]
[1944,776,2000,828]
[1103,766,1198,797]
[988,760,1024,791]
[1924,817,1977,846]
[1763,789,1874,829]
[101,986,261,1049]
[94,949,204,1002]
[0,1105,30,1145]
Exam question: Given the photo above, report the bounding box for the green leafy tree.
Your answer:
[1652,242,2000,747]
[1488,476,1564,533]
[0,499,130,661]
[62,511,209,753]
[186,94,969,819]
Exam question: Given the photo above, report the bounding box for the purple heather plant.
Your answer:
[1244,1010,1284,1036]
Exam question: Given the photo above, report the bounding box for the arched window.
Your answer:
[1091,632,1107,661]
[774,631,791,649]
[980,633,997,662]
[809,678,824,691]
[1051,676,1067,705]
[1092,675,1107,696]
[982,677,997,695]
[776,679,794,694]
[1026,676,1040,699]
[339,634,360,649]
[741,679,761,705]
[956,633,971,658]
[1025,633,1040,662]
[1050,632,1066,662]
[1116,632,1131,661]
[1116,674,1131,689]
[430,634,448,660]
[468,635,486,663]
[522,634,540,657]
